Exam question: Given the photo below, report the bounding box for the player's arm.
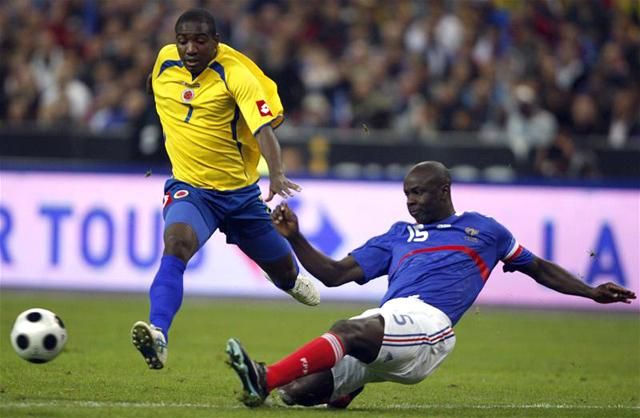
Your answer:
[272,202,365,287]
[255,126,301,202]
[505,256,636,304]
[227,63,301,202]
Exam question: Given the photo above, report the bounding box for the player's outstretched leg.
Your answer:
[226,338,268,407]
[226,331,347,408]
[238,228,320,306]
[131,321,167,369]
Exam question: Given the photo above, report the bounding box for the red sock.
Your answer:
[266,332,345,392]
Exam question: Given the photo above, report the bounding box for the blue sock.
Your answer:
[149,255,186,342]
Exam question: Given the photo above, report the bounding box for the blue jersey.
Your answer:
[351,212,535,326]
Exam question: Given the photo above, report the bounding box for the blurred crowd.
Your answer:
[1,0,639,177]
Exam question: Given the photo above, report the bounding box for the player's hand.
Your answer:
[271,201,300,238]
[266,173,301,202]
[591,282,636,304]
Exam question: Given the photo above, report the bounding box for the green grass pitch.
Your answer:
[0,290,638,417]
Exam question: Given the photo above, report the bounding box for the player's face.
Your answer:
[176,22,218,75]
[403,174,443,224]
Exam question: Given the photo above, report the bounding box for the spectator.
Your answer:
[505,84,558,161]
[568,94,607,137]
[534,129,576,178]
[88,84,127,132]
[608,90,640,148]
[40,54,93,123]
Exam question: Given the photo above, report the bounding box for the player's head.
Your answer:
[403,161,454,224]
[175,8,220,76]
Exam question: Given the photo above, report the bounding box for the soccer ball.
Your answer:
[10,308,67,364]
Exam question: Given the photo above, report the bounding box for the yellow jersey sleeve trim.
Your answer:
[253,115,285,136]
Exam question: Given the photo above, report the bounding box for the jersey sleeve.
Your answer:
[349,223,401,285]
[226,64,283,135]
[494,220,535,268]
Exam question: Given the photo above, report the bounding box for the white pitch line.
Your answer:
[386,403,640,410]
[0,401,638,410]
[0,401,228,409]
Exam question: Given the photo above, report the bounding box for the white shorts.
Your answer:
[330,296,456,401]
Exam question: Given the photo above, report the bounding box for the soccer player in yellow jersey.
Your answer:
[131,8,320,370]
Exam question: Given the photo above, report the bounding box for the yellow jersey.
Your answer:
[151,43,284,190]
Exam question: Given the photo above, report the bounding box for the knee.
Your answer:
[329,316,384,363]
[329,319,365,350]
[164,233,197,262]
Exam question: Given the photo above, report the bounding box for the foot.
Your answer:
[285,274,320,306]
[131,321,167,369]
[263,271,321,306]
[327,386,364,409]
[226,338,268,407]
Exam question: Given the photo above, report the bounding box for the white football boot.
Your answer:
[264,272,320,306]
[131,321,167,369]
[284,274,320,306]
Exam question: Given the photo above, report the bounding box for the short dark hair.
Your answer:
[175,8,217,37]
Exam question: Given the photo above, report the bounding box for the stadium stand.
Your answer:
[0,0,638,180]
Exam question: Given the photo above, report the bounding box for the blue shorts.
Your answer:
[162,179,291,262]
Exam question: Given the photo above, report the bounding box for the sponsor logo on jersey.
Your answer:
[174,190,189,199]
[181,88,195,102]
[256,100,273,116]
[162,192,172,208]
[437,224,451,229]
[180,81,201,88]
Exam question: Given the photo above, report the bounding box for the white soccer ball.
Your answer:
[10,308,67,364]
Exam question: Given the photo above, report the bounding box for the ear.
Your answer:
[440,183,450,199]
[211,35,220,59]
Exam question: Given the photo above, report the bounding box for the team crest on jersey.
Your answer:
[465,227,479,236]
[174,190,189,199]
[256,100,273,116]
[181,88,195,103]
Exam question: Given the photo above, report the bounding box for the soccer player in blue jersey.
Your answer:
[131,8,320,370]
[226,161,636,408]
